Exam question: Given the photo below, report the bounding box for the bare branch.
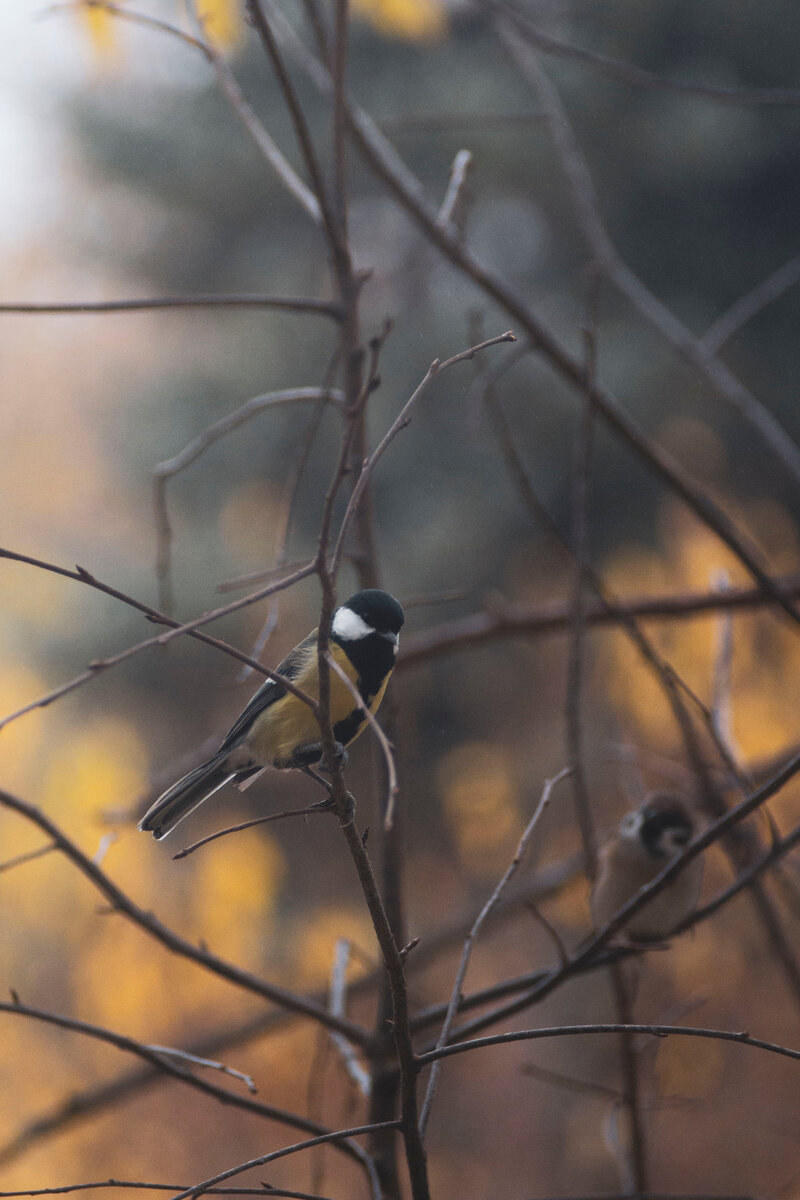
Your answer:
[172,801,332,861]
[328,939,371,1096]
[272,6,800,624]
[0,789,368,1043]
[435,149,473,232]
[397,574,800,668]
[419,766,571,1138]
[417,1022,800,1069]
[152,387,343,610]
[701,252,800,355]
[0,997,361,1154]
[495,18,800,485]
[185,1,323,224]
[165,1121,400,1200]
[483,1,800,108]
[329,330,516,577]
[324,652,399,829]
[0,295,342,318]
[0,550,317,730]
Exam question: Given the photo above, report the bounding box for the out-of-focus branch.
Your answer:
[265,2,800,626]
[701,253,800,355]
[0,856,583,1170]
[484,0,800,107]
[0,549,317,730]
[0,295,342,318]
[419,767,571,1138]
[0,789,368,1044]
[565,272,600,878]
[397,575,800,668]
[152,387,344,612]
[434,746,800,1043]
[0,998,363,1156]
[167,1121,399,1200]
[495,17,800,485]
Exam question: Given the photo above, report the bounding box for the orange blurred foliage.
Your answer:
[601,492,800,778]
[352,0,448,40]
[437,741,523,879]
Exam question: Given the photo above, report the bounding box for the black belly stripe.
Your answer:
[332,706,370,747]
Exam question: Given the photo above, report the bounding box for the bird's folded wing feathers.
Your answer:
[217,628,319,751]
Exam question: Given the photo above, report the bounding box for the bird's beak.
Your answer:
[382,631,399,645]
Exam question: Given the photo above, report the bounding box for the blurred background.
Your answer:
[1,1,800,1197]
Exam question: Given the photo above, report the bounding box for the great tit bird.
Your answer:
[590,793,704,941]
[139,588,404,840]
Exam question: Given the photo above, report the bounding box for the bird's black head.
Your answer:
[338,589,405,639]
[638,793,694,859]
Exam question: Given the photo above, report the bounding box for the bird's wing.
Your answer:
[218,629,318,752]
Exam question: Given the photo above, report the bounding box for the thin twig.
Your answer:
[328,939,371,1096]
[609,962,649,1193]
[329,330,516,577]
[495,16,800,485]
[152,387,343,611]
[0,550,317,730]
[140,1046,257,1094]
[185,0,322,224]
[165,1121,399,1200]
[0,844,56,873]
[484,0,800,108]
[0,295,341,318]
[418,766,571,1138]
[0,789,368,1043]
[701,252,800,354]
[566,268,601,879]
[435,149,473,231]
[397,574,800,667]
[417,1022,800,1068]
[324,652,399,829]
[172,801,333,860]
[42,0,209,52]
[0,1187,335,1199]
[0,999,363,1156]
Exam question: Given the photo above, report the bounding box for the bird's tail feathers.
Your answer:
[138,750,236,840]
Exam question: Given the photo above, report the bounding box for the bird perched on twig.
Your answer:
[139,589,404,840]
[590,793,704,941]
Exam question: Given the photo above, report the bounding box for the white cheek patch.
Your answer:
[332,606,373,641]
[620,811,643,841]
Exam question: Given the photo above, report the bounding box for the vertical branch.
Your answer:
[331,0,350,244]
[566,269,601,880]
[608,961,649,1194]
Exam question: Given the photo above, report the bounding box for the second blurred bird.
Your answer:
[139,589,405,840]
[590,793,704,940]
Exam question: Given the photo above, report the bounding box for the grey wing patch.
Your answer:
[218,628,318,752]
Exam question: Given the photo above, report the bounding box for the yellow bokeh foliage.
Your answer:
[39,715,149,833]
[655,1032,725,1098]
[192,831,287,960]
[218,479,283,565]
[0,664,47,800]
[437,741,523,878]
[294,904,377,989]
[81,7,117,59]
[197,0,242,47]
[601,492,800,768]
[353,0,448,41]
